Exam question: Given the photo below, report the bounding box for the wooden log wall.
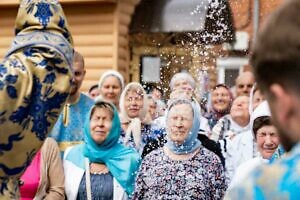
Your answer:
[114,0,140,84]
[63,3,116,92]
[0,0,140,93]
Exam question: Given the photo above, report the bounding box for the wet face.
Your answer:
[90,107,113,144]
[148,98,157,120]
[100,76,122,105]
[256,125,280,159]
[89,87,100,99]
[230,96,250,125]
[167,103,193,144]
[252,89,264,111]
[211,87,231,113]
[70,60,85,96]
[151,88,162,100]
[236,74,255,97]
[124,90,144,118]
[172,79,193,99]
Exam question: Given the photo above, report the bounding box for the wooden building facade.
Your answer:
[0,0,283,94]
[0,0,140,92]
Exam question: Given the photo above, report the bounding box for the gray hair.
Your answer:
[169,72,196,91]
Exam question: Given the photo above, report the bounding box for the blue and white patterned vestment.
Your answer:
[0,0,73,199]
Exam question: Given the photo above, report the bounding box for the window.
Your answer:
[216,57,249,88]
[140,56,161,83]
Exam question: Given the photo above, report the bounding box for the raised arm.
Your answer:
[0,0,73,199]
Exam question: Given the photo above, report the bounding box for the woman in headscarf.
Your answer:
[132,99,226,199]
[248,83,265,114]
[63,100,140,200]
[119,82,155,155]
[207,84,233,130]
[228,101,282,189]
[98,70,124,110]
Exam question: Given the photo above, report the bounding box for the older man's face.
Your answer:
[236,74,255,97]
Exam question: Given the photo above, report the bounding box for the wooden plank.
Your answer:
[69,23,114,34]
[0,37,13,48]
[0,29,14,37]
[66,13,113,24]
[73,34,114,46]
[118,48,128,59]
[118,36,128,46]
[118,2,135,15]
[75,46,114,57]
[85,57,114,69]
[85,68,109,80]
[119,12,131,25]
[119,24,128,35]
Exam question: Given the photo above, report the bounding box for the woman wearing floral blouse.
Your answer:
[132,98,227,199]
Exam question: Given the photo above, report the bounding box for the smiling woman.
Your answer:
[207,84,233,130]
[119,82,154,154]
[98,70,124,110]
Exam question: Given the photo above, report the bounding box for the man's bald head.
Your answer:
[235,71,255,97]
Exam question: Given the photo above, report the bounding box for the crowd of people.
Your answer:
[1,0,300,199]
[19,54,283,199]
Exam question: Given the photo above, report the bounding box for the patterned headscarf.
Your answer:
[165,99,201,155]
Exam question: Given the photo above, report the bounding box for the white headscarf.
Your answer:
[119,82,151,150]
[98,70,125,90]
[250,100,271,135]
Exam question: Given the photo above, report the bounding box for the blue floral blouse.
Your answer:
[132,147,227,200]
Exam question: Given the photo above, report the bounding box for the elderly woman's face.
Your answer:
[211,87,231,112]
[172,79,193,100]
[100,76,122,105]
[167,103,193,144]
[90,107,113,144]
[256,125,280,159]
[124,90,144,118]
[230,96,250,123]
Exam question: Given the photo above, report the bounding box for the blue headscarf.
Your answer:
[165,99,201,155]
[65,100,140,195]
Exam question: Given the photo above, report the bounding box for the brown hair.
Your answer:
[252,116,272,139]
[90,101,114,120]
[251,0,300,96]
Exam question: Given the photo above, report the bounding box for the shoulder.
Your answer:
[41,137,60,155]
[142,148,164,163]
[64,144,84,160]
[43,137,58,148]
[197,146,223,166]
[80,93,94,105]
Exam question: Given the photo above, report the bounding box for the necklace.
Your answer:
[89,163,109,175]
